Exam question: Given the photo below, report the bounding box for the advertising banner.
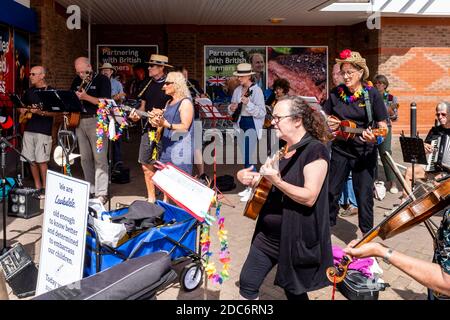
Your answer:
[204,46,328,104]
[0,25,14,94]
[97,44,158,91]
[13,29,30,96]
[204,46,266,103]
[267,46,328,103]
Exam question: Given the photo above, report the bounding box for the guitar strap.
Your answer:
[362,89,373,126]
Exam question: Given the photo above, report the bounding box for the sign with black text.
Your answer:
[36,170,90,295]
[96,44,158,89]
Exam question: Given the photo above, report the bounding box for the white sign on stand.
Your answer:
[152,163,215,222]
[36,170,90,295]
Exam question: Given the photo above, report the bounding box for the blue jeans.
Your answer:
[339,173,358,208]
[239,116,257,170]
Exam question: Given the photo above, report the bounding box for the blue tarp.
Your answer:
[0,0,37,33]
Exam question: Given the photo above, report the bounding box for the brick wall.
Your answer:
[378,18,450,135]
[30,0,88,89]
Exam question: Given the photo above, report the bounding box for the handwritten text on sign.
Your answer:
[36,171,90,296]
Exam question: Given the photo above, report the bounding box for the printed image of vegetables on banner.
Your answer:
[268,46,328,104]
[204,46,266,103]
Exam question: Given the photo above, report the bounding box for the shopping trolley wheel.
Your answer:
[180,262,203,292]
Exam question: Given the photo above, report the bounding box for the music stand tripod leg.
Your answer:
[0,137,34,255]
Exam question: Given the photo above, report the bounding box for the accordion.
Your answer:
[426,135,450,172]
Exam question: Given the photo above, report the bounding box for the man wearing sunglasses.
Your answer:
[19,66,54,198]
[403,101,450,194]
[128,54,172,203]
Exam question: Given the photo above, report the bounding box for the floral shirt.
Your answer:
[432,208,450,299]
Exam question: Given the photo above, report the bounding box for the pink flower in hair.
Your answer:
[339,49,352,59]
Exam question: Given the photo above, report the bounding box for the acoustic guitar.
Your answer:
[328,115,387,141]
[68,72,93,128]
[243,146,287,220]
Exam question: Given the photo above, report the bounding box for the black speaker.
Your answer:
[0,243,38,298]
[8,187,41,219]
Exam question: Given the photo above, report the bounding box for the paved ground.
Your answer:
[1,129,445,300]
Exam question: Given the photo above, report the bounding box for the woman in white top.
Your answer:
[228,63,266,201]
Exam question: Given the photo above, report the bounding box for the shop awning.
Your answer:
[0,0,37,33]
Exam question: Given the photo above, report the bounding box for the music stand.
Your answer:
[35,90,86,113]
[399,135,428,191]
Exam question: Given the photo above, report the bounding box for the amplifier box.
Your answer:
[8,187,41,219]
[0,243,38,298]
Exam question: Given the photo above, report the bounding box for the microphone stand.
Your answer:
[0,135,34,255]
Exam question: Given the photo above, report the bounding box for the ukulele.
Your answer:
[328,115,387,141]
[243,146,287,220]
[19,105,42,124]
[231,85,253,123]
[120,105,164,162]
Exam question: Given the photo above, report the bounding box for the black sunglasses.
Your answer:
[163,81,174,86]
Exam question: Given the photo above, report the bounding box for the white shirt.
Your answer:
[228,83,266,139]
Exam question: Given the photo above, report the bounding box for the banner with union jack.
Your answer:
[207,75,226,86]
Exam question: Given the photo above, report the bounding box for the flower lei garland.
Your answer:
[96,101,128,152]
[337,83,373,104]
[200,201,231,285]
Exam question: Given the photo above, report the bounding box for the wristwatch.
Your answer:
[383,248,394,264]
[168,123,173,130]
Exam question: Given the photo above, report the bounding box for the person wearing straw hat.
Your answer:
[323,49,388,235]
[228,63,266,202]
[99,62,125,103]
[129,54,172,203]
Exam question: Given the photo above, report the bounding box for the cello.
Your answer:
[326,176,450,283]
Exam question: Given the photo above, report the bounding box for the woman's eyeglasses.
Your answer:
[163,81,174,86]
[339,70,360,77]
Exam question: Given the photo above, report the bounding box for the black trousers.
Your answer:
[328,148,378,234]
[239,245,309,300]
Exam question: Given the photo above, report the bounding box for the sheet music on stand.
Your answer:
[152,162,215,222]
[399,136,428,165]
[35,90,86,112]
